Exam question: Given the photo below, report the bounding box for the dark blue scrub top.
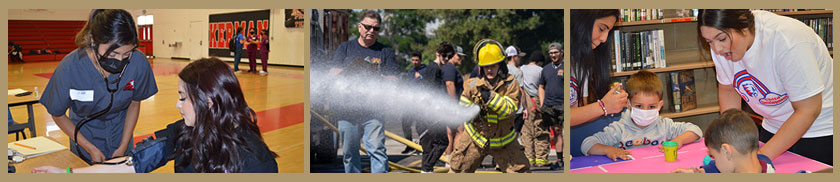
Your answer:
[39,48,158,158]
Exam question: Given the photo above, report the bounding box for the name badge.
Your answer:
[69,89,94,102]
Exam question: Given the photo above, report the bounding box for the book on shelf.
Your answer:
[762,9,824,12]
[678,70,697,111]
[798,17,833,50]
[760,9,833,51]
[670,72,681,112]
[620,9,664,22]
[675,9,698,18]
[611,29,666,73]
[666,70,698,113]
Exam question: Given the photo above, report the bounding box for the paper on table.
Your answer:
[8,136,68,158]
[8,88,29,96]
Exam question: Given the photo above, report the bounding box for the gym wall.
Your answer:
[7,9,304,66]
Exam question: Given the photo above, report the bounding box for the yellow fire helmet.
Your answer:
[473,39,506,66]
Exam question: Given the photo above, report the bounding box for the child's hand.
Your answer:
[658,141,683,152]
[671,167,703,173]
[605,147,632,161]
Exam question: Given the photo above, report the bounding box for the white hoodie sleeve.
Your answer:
[581,120,627,156]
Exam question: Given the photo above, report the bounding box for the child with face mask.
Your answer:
[580,70,702,161]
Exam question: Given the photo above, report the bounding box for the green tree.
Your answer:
[345,9,563,73]
[429,9,563,73]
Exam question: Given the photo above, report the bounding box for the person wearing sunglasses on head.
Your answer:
[39,9,158,164]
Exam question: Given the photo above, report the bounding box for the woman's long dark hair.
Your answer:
[696,10,755,60]
[74,9,138,58]
[176,57,277,172]
[570,9,619,104]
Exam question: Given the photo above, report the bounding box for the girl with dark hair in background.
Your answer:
[39,9,158,164]
[34,57,279,173]
[697,9,833,164]
[569,9,627,127]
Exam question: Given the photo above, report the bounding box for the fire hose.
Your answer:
[311,110,451,173]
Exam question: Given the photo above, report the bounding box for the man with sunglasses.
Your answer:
[328,10,397,173]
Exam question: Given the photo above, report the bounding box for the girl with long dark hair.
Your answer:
[569,9,627,127]
[34,58,279,173]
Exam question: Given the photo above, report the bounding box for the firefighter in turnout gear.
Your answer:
[449,39,530,173]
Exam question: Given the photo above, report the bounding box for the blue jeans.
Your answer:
[338,119,388,173]
[233,45,243,70]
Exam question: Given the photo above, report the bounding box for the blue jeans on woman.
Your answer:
[338,119,388,173]
[233,45,243,71]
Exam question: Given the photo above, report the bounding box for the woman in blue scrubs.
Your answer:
[39,9,157,163]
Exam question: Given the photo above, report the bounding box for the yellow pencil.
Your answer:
[14,143,37,150]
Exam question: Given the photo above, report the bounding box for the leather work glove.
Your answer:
[478,86,492,105]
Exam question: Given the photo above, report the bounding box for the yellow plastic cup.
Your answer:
[663,141,678,162]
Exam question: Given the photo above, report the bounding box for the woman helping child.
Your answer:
[697,9,833,165]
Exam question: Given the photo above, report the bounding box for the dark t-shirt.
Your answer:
[330,40,398,76]
[441,62,464,97]
[422,62,444,92]
[153,120,278,173]
[469,66,480,78]
[407,64,427,82]
[701,154,775,173]
[540,62,564,107]
[329,40,398,121]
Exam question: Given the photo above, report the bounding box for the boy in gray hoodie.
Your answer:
[581,70,702,161]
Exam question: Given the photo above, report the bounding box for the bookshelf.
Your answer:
[616,17,696,27]
[615,10,832,27]
[774,10,834,53]
[661,105,719,119]
[611,9,716,119]
[772,10,833,16]
[612,61,713,77]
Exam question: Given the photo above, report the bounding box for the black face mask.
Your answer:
[94,45,132,74]
[99,56,130,74]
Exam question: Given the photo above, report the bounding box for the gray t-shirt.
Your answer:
[519,64,543,97]
[507,63,524,114]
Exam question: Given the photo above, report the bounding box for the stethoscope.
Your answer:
[72,50,131,165]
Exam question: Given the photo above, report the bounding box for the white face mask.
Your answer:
[630,102,660,127]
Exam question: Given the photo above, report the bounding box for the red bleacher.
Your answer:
[8,20,86,62]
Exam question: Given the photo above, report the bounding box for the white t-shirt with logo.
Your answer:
[713,10,833,138]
